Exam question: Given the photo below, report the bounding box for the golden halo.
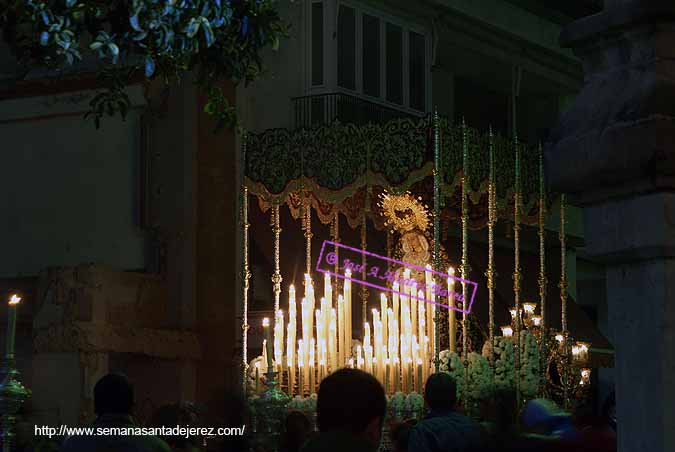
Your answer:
[378,191,430,233]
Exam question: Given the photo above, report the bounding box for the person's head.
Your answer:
[282,411,312,452]
[390,419,416,452]
[94,373,134,416]
[424,373,457,411]
[286,410,311,438]
[151,403,199,449]
[316,369,386,448]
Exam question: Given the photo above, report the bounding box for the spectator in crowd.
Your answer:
[150,403,202,452]
[281,411,312,452]
[301,369,387,452]
[60,373,171,452]
[408,373,485,452]
[390,419,416,452]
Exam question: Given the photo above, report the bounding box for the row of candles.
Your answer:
[256,266,461,395]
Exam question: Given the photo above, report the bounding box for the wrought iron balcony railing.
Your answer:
[292,92,422,129]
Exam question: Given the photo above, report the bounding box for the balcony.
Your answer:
[292,92,423,129]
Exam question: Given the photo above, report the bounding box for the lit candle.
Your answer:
[298,339,305,395]
[425,265,434,356]
[324,273,332,311]
[274,310,284,375]
[392,282,400,329]
[523,302,537,316]
[6,294,21,359]
[416,359,423,393]
[417,293,426,376]
[301,297,310,374]
[448,268,456,352]
[309,338,316,393]
[364,322,372,373]
[532,315,542,327]
[411,283,418,339]
[501,325,514,337]
[329,308,337,371]
[384,358,391,394]
[338,295,345,367]
[262,318,274,372]
[306,275,316,352]
[406,358,413,393]
[393,357,400,393]
[287,336,295,396]
[380,294,388,354]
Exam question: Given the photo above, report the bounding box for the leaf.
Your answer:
[108,43,119,57]
[201,21,214,47]
[65,0,77,7]
[40,31,49,46]
[130,15,143,32]
[271,35,279,51]
[185,18,199,37]
[240,16,249,37]
[144,55,155,77]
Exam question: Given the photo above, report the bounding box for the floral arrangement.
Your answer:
[388,392,407,413]
[438,350,465,399]
[518,330,541,398]
[465,352,492,403]
[404,392,424,417]
[488,337,516,391]
[287,393,317,413]
[0,0,287,129]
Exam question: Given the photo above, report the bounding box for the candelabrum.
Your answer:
[545,333,592,410]
[1,295,30,452]
[252,369,290,452]
[0,367,29,452]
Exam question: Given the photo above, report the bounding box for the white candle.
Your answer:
[287,335,295,396]
[309,338,316,393]
[338,295,345,367]
[329,308,337,371]
[274,310,284,374]
[299,339,306,394]
[392,282,400,329]
[380,294,388,356]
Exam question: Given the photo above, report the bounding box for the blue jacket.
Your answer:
[408,409,486,452]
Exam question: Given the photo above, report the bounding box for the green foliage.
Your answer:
[0,0,288,129]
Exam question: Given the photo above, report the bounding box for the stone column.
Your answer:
[546,2,675,451]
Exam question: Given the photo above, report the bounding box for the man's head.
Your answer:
[317,369,386,447]
[424,373,457,411]
[94,373,134,416]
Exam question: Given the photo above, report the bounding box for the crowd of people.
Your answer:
[27,369,616,452]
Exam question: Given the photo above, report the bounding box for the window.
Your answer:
[310,2,429,112]
[409,31,425,111]
[311,2,324,85]
[385,23,403,105]
[362,14,380,97]
[338,6,356,90]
